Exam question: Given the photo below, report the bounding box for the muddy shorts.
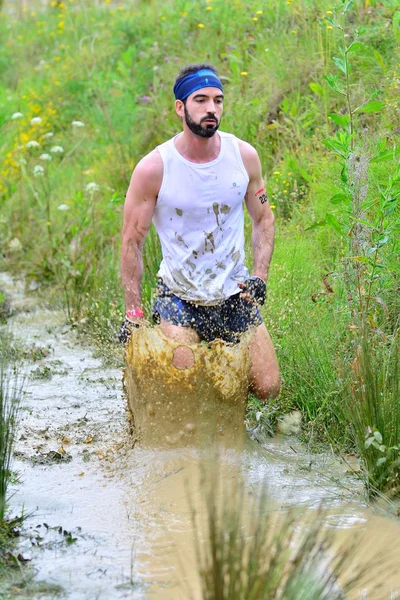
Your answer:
[153,279,263,344]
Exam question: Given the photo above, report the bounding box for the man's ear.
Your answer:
[175,99,184,118]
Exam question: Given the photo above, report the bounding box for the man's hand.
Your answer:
[237,276,267,306]
[118,310,145,345]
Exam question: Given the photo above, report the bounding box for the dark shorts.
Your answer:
[153,279,263,344]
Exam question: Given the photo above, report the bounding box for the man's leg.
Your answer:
[248,324,280,402]
[160,318,200,370]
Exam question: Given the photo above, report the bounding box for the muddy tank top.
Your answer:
[153,131,250,305]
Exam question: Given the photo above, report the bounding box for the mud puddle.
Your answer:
[1,272,400,599]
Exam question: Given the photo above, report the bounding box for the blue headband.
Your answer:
[173,69,224,101]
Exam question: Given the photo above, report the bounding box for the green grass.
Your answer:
[191,466,377,599]
[0,332,23,582]
[344,327,400,496]
[0,353,21,524]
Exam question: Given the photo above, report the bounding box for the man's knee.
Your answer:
[172,345,195,370]
[252,373,281,402]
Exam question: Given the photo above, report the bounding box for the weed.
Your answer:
[191,466,380,599]
[345,327,400,497]
[0,354,21,524]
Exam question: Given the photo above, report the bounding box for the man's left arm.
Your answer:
[240,141,275,282]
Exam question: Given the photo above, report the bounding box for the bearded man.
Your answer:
[120,63,280,401]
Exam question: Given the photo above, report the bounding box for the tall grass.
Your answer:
[345,328,400,497]
[0,336,21,526]
[191,468,377,600]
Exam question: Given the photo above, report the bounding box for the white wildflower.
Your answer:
[8,237,23,253]
[43,132,54,138]
[39,153,52,161]
[11,112,23,120]
[33,165,45,177]
[26,140,40,149]
[30,117,42,125]
[71,120,85,128]
[50,145,64,154]
[86,182,100,192]
[58,204,70,211]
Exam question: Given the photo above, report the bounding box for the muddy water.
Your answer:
[1,271,400,599]
[124,326,250,448]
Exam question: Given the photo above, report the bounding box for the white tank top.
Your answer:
[153,131,250,305]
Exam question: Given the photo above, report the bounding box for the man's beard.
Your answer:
[184,105,220,138]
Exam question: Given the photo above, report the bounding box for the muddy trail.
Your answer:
[1,271,400,600]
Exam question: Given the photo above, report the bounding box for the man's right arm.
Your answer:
[121,150,163,317]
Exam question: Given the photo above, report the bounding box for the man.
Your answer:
[120,63,280,402]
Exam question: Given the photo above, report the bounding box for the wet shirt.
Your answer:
[153,131,250,305]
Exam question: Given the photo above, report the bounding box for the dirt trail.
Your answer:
[1,272,400,599]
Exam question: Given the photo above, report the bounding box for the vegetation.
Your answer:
[0,0,399,497]
[191,467,377,599]
[0,331,22,573]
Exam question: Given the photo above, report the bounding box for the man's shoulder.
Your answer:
[135,148,163,177]
[234,138,260,177]
[134,148,163,183]
[131,149,164,196]
[236,138,258,159]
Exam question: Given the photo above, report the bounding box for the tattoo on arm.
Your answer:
[255,186,268,205]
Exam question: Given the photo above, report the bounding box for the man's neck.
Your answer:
[174,129,221,164]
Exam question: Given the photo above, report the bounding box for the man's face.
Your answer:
[180,87,224,138]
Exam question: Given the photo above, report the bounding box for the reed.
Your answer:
[345,327,400,497]
[191,468,376,600]
[0,336,21,525]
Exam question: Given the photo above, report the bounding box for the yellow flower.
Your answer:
[273,171,280,175]
[326,25,333,29]
[198,23,205,28]
[270,204,276,209]
[206,6,213,10]
[326,10,333,14]
[252,17,258,22]
[256,10,263,14]
[291,29,297,34]
[240,71,248,76]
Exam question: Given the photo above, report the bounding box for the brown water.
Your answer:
[2,272,400,599]
[124,326,250,449]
